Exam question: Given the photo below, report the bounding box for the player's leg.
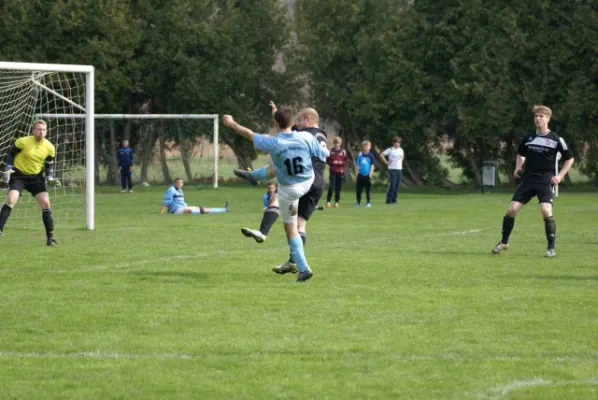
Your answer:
[34,190,56,246]
[234,163,274,186]
[385,170,395,204]
[326,172,335,207]
[127,169,133,192]
[395,170,402,203]
[491,200,525,254]
[279,193,312,282]
[242,193,278,243]
[355,175,364,206]
[0,188,20,237]
[538,184,556,257]
[334,172,342,206]
[365,176,372,206]
[120,168,127,192]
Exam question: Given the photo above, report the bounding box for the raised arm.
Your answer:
[223,115,255,141]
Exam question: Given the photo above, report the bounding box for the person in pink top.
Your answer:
[325,136,348,207]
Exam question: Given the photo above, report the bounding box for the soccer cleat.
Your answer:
[354,202,360,207]
[334,203,339,208]
[47,236,57,247]
[365,202,371,207]
[129,189,133,193]
[491,242,509,254]
[241,227,265,243]
[225,199,231,212]
[121,189,126,193]
[272,261,298,275]
[296,269,313,282]
[233,169,258,186]
[544,248,556,258]
[326,202,332,208]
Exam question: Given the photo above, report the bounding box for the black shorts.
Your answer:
[9,170,47,197]
[511,180,554,204]
[298,179,324,221]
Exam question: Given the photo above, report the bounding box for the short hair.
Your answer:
[393,136,402,143]
[174,177,183,182]
[274,108,293,129]
[266,181,276,187]
[361,140,371,147]
[533,105,552,117]
[298,107,319,125]
[32,120,47,130]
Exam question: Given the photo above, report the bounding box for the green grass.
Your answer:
[1,185,597,399]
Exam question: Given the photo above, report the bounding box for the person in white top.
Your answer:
[380,136,405,204]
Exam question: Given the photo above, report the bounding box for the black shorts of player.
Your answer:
[9,169,47,197]
[511,179,554,204]
[298,178,325,221]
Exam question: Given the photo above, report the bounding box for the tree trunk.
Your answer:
[465,145,482,187]
[140,124,156,184]
[106,121,119,185]
[403,159,424,187]
[178,130,194,183]
[158,124,171,185]
[94,133,101,186]
[219,133,255,171]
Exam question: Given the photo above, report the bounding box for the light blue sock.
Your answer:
[206,208,227,214]
[250,166,269,182]
[190,209,202,215]
[289,234,309,273]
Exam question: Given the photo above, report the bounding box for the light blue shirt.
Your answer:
[253,131,329,186]
[163,185,187,213]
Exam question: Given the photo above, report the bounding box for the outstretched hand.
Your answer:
[48,178,61,187]
[268,101,277,114]
[223,115,235,127]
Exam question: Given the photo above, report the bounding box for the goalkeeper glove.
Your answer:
[47,176,61,187]
[2,165,14,184]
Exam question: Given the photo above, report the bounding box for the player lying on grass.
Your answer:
[160,177,230,215]
[0,120,60,246]
[223,107,329,282]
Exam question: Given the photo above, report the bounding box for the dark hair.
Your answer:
[274,108,293,129]
[174,177,183,182]
[393,136,402,143]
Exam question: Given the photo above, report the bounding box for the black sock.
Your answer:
[42,208,54,237]
[501,215,515,244]
[259,206,279,236]
[0,204,12,231]
[544,216,556,249]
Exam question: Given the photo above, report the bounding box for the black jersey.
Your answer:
[518,131,573,181]
[295,127,328,185]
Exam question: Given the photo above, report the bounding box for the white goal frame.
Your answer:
[36,114,220,189]
[0,61,95,230]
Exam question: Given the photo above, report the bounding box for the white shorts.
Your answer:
[277,175,314,223]
[172,206,200,215]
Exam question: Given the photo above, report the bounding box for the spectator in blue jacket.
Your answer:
[117,139,134,193]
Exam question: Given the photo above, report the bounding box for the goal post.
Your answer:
[0,61,95,230]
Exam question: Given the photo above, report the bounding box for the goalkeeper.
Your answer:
[0,120,59,246]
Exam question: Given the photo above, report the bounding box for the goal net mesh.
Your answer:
[0,70,87,230]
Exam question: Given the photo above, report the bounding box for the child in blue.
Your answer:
[223,108,328,282]
[160,177,230,215]
[355,140,375,207]
[117,139,134,193]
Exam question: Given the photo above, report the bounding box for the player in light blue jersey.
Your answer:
[160,177,230,215]
[223,108,329,282]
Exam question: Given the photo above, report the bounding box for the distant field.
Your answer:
[1,185,596,399]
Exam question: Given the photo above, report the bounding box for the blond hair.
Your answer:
[333,136,342,145]
[32,120,47,130]
[533,105,552,117]
[298,107,319,125]
[361,140,371,147]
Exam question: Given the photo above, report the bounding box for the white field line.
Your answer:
[480,377,598,399]
[0,228,489,274]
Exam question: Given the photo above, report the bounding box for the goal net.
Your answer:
[0,62,94,230]
[92,115,220,189]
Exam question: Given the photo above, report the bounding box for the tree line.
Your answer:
[1,0,597,186]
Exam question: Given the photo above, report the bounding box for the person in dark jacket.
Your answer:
[117,139,134,193]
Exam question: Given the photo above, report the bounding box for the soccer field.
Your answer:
[1,186,597,399]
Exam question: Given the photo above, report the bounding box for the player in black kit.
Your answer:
[491,105,574,258]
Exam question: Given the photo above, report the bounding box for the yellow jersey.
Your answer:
[13,136,56,175]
